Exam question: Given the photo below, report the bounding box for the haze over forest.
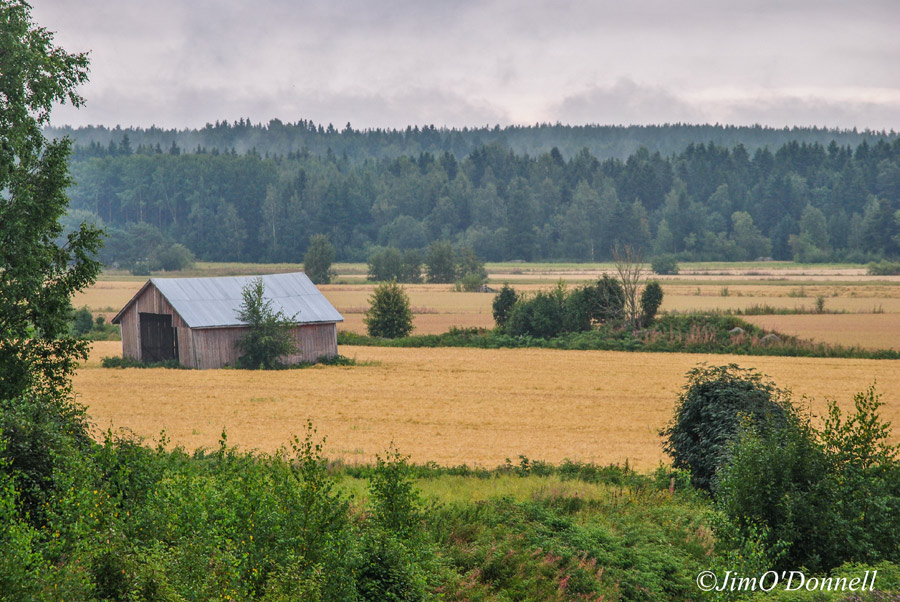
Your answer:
[52,122,900,266]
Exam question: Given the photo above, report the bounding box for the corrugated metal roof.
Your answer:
[147,272,343,329]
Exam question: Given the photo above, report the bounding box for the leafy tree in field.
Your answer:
[367,247,422,283]
[304,233,336,284]
[650,254,679,275]
[70,307,94,336]
[425,240,456,284]
[0,0,100,531]
[152,242,195,271]
[235,278,298,369]
[715,384,900,573]
[399,249,423,283]
[365,281,414,338]
[368,246,404,282]
[639,280,664,326]
[0,1,100,402]
[491,284,519,329]
[505,283,567,339]
[660,364,793,492]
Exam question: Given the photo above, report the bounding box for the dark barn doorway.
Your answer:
[139,312,178,363]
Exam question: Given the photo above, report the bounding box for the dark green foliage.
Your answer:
[424,240,456,283]
[339,315,900,359]
[367,247,422,283]
[365,281,414,338]
[152,242,195,272]
[71,307,94,336]
[236,278,298,369]
[491,283,519,329]
[356,446,430,602]
[660,364,793,492]
[640,280,664,326]
[593,274,626,323]
[304,234,336,284]
[651,254,679,275]
[0,1,100,403]
[716,384,900,574]
[867,260,900,275]
[50,118,900,266]
[505,284,567,339]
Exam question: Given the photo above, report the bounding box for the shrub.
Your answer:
[491,284,518,329]
[867,260,900,276]
[716,384,900,573]
[593,274,626,323]
[235,278,298,369]
[130,261,151,276]
[660,364,793,492]
[303,234,336,284]
[457,271,486,292]
[505,285,567,339]
[71,307,94,336]
[640,280,664,326]
[365,281,414,338]
[651,254,679,275]
[152,243,195,272]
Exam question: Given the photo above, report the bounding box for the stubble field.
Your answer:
[72,261,900,467]
[78,340,900,469]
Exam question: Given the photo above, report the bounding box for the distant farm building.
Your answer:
[112,272,343,369]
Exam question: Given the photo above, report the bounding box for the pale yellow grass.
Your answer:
[744,314,900,350]
[78,341,900,470]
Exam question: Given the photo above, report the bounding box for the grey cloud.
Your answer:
[552,80,705,126]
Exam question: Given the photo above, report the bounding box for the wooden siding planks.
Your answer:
[117,281,338,369]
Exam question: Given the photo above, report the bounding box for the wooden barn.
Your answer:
[112,272,343,369]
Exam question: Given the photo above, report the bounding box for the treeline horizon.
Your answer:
[58,122,900,266]
[50,121,898,163]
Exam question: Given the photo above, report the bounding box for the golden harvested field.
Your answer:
[75,266,900,343]
[743,314,900,350]
[77,341,900,469]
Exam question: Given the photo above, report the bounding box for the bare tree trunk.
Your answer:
[613,244,645,327]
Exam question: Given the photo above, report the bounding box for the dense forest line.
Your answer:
[50,121,897,163]
[60,131,900,266]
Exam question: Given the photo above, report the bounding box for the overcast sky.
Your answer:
[33,0,900,131]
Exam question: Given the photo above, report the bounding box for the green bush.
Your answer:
[651,254,679,275]
[70,306,94,336]
[716,384,900,574]
[660,364,793,492]
[457,271,486,292]
[235,278,298,369]
[640,280,664,326]
[867,260,900,276]
[152,242,195,272]
[491,284,519,329]
[365,281,414,338]
[505,285,567,339]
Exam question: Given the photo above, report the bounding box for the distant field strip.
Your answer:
[77,342,900,469]
[76,276,900,343]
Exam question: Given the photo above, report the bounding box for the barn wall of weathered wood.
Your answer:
[191,322,338,370]
[117,285,193,366]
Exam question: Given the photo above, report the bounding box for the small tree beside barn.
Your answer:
[112,272,343,369]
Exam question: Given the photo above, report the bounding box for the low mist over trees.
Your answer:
[56,123,900,266]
